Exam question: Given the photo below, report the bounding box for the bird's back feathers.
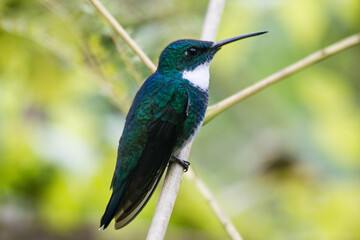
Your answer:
[100,74,193,229]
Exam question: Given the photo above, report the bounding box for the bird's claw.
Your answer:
[172,156,190,172]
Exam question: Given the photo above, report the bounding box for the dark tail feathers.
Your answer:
[100,192,121,230]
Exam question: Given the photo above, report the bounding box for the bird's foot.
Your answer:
[171,156,190,172]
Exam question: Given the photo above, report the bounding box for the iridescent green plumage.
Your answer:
[100,31,267,230]
[101,70,208,229]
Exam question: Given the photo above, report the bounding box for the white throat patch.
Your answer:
[182,62,210,90]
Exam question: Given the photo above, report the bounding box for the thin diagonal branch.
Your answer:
[204,33,360,124]
[40,0,131,113]
[110,32,144,87]
[89,0,156,72]
[187,167,243,240]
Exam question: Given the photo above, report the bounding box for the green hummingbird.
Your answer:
[100,31,267,230]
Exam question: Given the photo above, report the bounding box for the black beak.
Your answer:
[211,31,268,49]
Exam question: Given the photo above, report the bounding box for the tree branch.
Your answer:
[89,0,156,72]
[146,0,227,239]
[110,32,143,87]
[204,33,360,124]
[201,0,225,41]
[41,0,131,113]
[187,167,243,240]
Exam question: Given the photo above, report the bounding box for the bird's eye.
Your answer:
[184,47,198,56]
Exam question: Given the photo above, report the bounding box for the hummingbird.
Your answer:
[100,31,267,230]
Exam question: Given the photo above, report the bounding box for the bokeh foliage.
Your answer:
[0,0,359,239]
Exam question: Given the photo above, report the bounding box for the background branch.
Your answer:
[41,0,132,113]
[187,167,243,240]
[89,0,156,72]
[110,32,143,87]
[201,0,225,41]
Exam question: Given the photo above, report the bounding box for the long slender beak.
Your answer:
[211,31,268,49]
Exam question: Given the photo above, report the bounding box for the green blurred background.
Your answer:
[0,0,359,239]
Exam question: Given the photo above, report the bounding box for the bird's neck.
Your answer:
[156,62,211,91]
[182,62,210,90]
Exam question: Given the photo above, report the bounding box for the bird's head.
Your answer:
[157,31,268,75]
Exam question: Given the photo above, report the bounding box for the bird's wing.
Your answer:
[100,78,190,229]
[114,82,189,229]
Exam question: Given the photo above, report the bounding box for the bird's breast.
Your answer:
[174,84,208,151]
